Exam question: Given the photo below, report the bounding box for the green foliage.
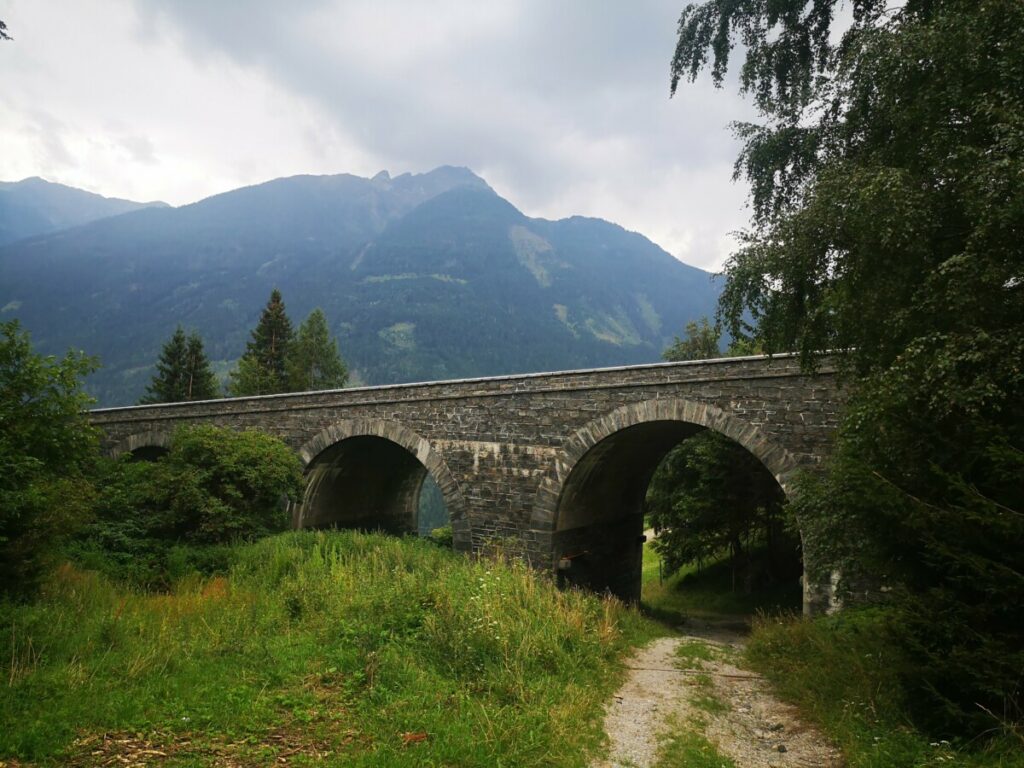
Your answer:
[428,526,454,548]
[286,307,349,392]
[746,611,1024,767]
[673,0,1024,736]
[649,319,794,587]
[791,350,1024,734]
[228,289,295,396]
[0,530,655,765]
[79,425,303,587]
[654,717,737,768]
[663,317,720,362]
[641,541,801,622]
[161,425,303,543]
[0,320,98,595]
[140,326,219,404]
[647,432,790,584]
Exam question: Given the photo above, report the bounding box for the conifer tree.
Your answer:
[287,308,348,392]
[141,327,219,404]
[228,289,295,396]
[183,333,219,401]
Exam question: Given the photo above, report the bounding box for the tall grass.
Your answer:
[746,610,1024,768]
[1,531,658,766]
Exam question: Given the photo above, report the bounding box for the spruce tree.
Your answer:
[183,333,219,401]
[287,308,348,392]
[228,289,295,396]
[142,327,219,404]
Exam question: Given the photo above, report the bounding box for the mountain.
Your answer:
[0,177,168,246]
[0,167,721,406]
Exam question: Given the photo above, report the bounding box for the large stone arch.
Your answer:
[531,397,801,531]
[296,418,470,550]
[529,397,804,603]
[108,429,175,460]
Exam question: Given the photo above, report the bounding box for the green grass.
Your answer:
[642,543,1023,767]
[641,542,801,623]
[746,610,1024,768]
[653,714,736,768]
[0,531,661,766]
[674,638,717,666]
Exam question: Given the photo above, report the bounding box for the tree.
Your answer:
[662,317,720,362]
[647,319,792,587]
[671,0,1024,734]
[0,320,98,594]
[228,289,294,396]
[141,327,219,404]
[158,425,303,544]
[286,308,348,392]
[80,425,304,587]
[0,20,11,41]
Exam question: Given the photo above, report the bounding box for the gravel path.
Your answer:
[593,622,843,768]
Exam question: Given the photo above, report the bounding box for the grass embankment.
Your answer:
[747,611,1024,768]
[641,543,1023,767]
[640,541,801,624]
[1,531,659,766]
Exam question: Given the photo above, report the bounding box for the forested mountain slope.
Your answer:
[0,167,719,405]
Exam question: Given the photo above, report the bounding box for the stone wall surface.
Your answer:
[90,354,843,611]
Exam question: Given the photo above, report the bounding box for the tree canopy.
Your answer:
[228,289,295,397]
[287,308,348,392]
[0,320,98,592]
[662,317,720,362]
[141,327,219,404]
[648,319,791,587]
[671,0,1024,735]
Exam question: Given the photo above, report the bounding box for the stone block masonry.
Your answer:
[90,353,843,614]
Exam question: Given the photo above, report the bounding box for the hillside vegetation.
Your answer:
[0,167,718,406]
[1,531,657,766]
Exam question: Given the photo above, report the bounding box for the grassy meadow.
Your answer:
[1,531,660,766]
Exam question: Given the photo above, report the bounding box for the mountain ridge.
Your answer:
[0,176,168,246]
[0,167,720,406]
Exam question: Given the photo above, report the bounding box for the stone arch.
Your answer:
[296,418,469,550]
[530,397,803,602]
[108,429,174,460]
[531,397,800,531]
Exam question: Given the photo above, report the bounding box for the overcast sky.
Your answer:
[0,0,759,271]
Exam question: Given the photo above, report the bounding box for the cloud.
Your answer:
[0,0,759,270]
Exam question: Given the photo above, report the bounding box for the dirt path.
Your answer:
[594,621,843,768]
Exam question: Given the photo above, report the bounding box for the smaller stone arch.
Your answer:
[296,419,470,549]
[109,429,175,460]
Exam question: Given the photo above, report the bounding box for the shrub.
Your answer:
[79,425,303,587]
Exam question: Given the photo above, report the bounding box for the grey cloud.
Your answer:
[93,1,760,267]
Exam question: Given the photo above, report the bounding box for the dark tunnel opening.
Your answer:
[297,435,450,537]
[552,420,795,604]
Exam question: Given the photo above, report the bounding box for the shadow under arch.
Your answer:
[530,398,802,602]
[109,429,174,461]
[296,419,469,550]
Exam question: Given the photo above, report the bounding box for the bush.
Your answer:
[78,425,303,587]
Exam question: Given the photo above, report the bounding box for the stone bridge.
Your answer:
[90,354,843,613]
